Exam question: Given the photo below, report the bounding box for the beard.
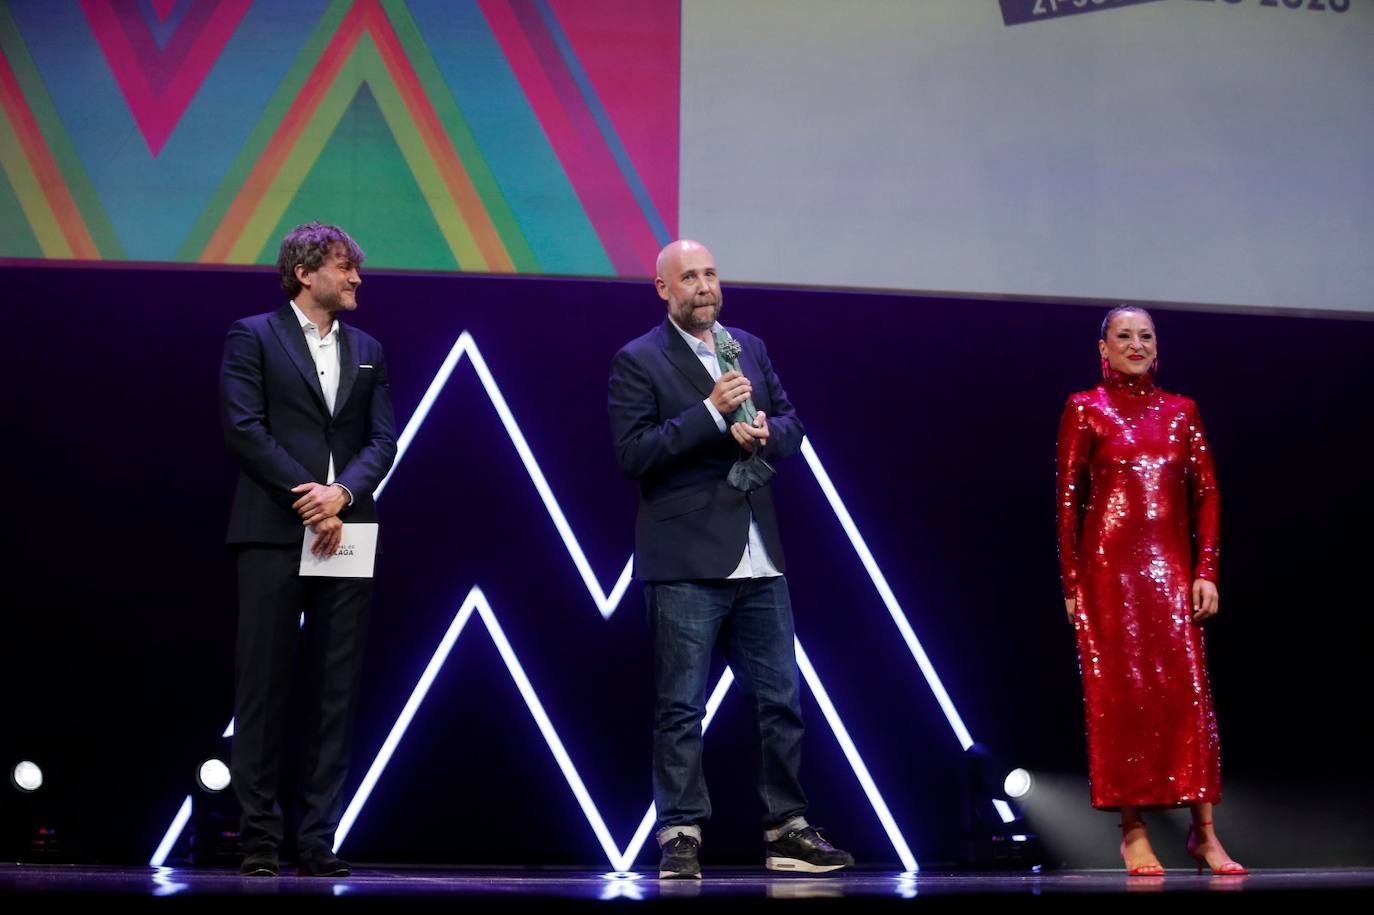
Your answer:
[316,283,357,312]
[672,296,721,332]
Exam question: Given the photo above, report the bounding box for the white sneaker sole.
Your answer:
[765,857,849,873]
[658,870,702,879]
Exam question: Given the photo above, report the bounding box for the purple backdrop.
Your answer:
[2,262,1371,868]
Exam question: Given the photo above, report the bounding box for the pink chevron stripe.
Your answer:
[110,0,217,96]
[550,0,678,238]
[80,0,250,157]
[151,0,180,21]
[479,0,656,275]
[513,0,660,272]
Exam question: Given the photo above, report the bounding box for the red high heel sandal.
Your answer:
[1119,821,1166,877]
[1185,821,1248,875]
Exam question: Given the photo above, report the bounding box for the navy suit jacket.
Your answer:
[220,304,397,545]
[608,317,804,581]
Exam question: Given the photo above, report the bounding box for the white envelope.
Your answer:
[299,523,378,578]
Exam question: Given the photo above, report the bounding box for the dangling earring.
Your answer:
[1100,356,1111,381]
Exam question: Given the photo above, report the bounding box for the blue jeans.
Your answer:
[647,576,808,835]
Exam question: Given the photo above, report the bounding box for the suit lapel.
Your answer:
[270,304,328,413]
[333,324,357,418]
[658,317,714,399]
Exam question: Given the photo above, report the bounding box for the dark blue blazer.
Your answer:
[220,304,397,545]
[608,317,804,582]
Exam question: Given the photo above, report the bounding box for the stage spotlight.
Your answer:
[11,761,43,793]
[1004,768,1033,799]
[961,747,1042,868]
[4,759,70,860]
[196,759,231,794]
[187,746,242,867]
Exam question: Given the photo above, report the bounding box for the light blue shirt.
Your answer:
[668,317,781,579]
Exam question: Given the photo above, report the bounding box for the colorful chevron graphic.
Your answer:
[81,0,252,158]
[0,0,678,275]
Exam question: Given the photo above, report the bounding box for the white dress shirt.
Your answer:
[289,300,342,490]
[668,317,781,579]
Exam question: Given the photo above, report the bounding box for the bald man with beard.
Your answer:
[608,240,853,879]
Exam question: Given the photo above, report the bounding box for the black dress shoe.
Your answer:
[238,850,279,877]
[296,849,352,877]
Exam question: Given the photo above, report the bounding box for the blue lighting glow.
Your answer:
[148,796,192,867]
[151,866,189,896]
[600,878,645,900]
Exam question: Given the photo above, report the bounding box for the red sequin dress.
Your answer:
[1056,368,1222,810]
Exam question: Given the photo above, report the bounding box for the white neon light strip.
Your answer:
[611,667,736,872]
[334,588,480,850]
[156,329,978,868]
[151,866,190,896]
[148,796,192,867]
[334,586,737,870]
[993,799,1016,824]
[333,588,730,868]
[375,331,633,618]
[800,438,975,752]
[794,639,918,873]
[333,588,916,872]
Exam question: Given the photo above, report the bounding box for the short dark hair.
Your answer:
[1100,304,1154,340]
[276,222,365,297]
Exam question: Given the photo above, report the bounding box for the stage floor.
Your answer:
[3,865,1374,910]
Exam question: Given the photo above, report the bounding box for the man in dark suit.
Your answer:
[608,239,853,879]
[219,222,397,877]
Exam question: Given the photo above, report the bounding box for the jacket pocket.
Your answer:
[649,490,711,521]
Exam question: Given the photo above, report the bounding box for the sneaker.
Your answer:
[765,826,854,874]
[658,831,702,879]
[238,849,279,877]
[296,848,351,877]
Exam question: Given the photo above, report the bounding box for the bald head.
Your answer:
[655,239,722,338]
[655,239,711,280]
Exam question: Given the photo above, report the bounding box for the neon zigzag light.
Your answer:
[378,331,976,744]
[152,330,983,870]
[331,589,911,873]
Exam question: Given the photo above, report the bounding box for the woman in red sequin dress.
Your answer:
[1056,307,1245,876]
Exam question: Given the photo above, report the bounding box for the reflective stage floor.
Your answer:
[3,865,1372,911]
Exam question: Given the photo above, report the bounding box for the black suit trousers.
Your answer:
[230,544,372,856]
